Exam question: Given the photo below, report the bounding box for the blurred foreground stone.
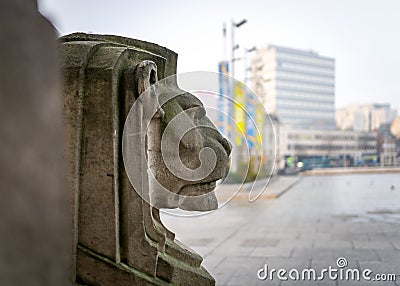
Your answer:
[0,0,70,285]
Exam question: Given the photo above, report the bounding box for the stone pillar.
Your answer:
[60,33,215,285]
[0,0,71,285]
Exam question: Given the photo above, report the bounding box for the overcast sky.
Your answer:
[38,0,400,112]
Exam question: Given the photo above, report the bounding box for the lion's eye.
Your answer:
[186,106,205,123]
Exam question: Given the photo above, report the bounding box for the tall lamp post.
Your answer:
[231,19,247,79]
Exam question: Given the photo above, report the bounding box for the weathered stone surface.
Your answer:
[60,33,227,285]
[0,0,70,285]
[76,246,168,286]
[156,253,216,285]
[60,36,166,277]
[144,86,232,211]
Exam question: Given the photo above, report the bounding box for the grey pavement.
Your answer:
[214,175,300,201]
[161,173,400,285]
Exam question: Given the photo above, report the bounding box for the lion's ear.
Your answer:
[133,60,164,119]
[135,60,157,95]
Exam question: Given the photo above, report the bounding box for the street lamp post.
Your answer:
[229,19,247,173]
[231,19,247,79]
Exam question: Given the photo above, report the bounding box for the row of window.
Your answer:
[276,66,334,79]
[276,56,334,71]
[276,53,335,68]
[276,86,334,97]
[277,103,334,113]
[288,144,376,151]
[275,47,334,67]
[278,62,334,77]
[284,123,336,130]
[279,109,334,118]
[252,63,334,82]
[276,90,335,105]
[288,134,377,141]
[276,70,335,85]
[276,76,334,88]
[277,101,334,110]
[277,80,334,93]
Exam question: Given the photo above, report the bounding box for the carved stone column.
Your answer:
[60,33,216,285]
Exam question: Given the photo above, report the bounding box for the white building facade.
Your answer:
[336,103,397,132]
[251,45,335,130]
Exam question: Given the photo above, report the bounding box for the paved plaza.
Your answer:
[161,173,400,285]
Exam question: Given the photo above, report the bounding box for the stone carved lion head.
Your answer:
[123,61,231,211]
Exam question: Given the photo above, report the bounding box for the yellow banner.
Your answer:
[255,102,264,146]
[234,82,245,145]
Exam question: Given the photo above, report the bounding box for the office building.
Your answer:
[251,45,335,130]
